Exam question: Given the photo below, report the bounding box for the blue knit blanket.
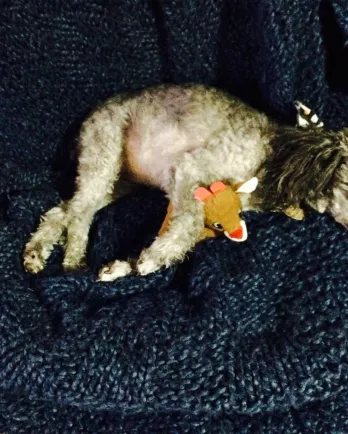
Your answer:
[1,1,348,432]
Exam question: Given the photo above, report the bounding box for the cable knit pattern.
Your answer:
[1,1,348,432]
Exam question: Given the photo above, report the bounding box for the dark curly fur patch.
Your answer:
[254,127,348,211]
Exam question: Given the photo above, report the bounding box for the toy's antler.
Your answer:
[234,177,258,193]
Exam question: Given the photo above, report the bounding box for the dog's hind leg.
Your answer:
[62,100,130,271]
[23,97,131,274]
[23,202,68,274]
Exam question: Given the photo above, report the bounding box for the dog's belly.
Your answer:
[121,84,268,192]
[123,122,203,190]
[121,84,238,191]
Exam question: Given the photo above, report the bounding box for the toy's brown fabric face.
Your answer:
[158,178,258,242]
[203,187,245,241]
[194,178,258,242]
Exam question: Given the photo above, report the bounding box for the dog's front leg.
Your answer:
[138,154,207,276]
[137,198,204,275]
[98,196,204,280]
[136,149,225,276]
[98,197,204,281]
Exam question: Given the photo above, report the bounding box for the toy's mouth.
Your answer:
[224,220,248,242]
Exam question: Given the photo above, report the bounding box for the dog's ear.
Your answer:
[209,181,226,194]
[235,177,258,194]
[194,187,212,202]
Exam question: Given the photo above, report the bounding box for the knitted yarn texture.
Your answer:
[1,1,348,432]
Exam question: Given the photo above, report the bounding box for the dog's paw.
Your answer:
[136,256,163,276]
[97,260,132,282]
[136,240,184,276]
[284,205,305,221]
[23,245,45,274]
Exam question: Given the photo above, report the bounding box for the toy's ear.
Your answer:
[194,186,213,202]
[235,177,258,194]
[209,181,226,194]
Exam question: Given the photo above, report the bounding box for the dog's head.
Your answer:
[258,126,348,227]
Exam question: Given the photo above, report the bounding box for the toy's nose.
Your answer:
[224,220,248,242]
[230,226,244,240]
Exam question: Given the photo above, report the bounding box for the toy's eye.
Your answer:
[213,222,223,230]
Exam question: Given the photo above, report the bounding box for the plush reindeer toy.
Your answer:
[159,178,258,243]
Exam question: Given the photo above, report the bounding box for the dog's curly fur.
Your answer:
[23,84,348,280]
[253,127,348,213]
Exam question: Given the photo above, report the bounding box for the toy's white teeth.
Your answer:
[224,220,248,242]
